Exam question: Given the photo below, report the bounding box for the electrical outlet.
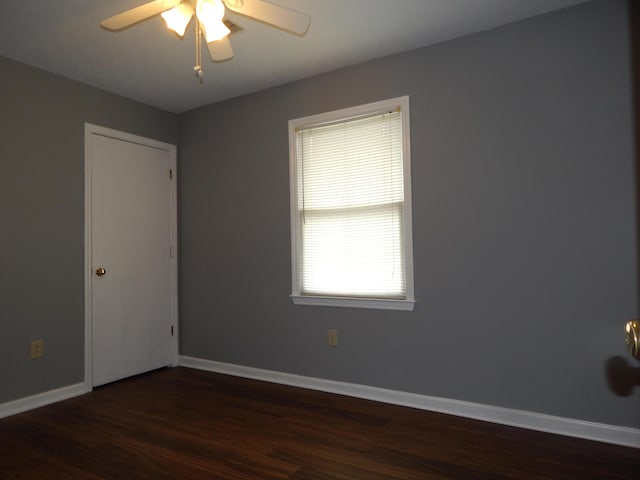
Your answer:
[328,329,338,347]
[30,339,43,359]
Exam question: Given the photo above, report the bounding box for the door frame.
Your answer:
[84,123,179,388]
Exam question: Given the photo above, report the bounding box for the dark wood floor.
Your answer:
[0,367,638,479]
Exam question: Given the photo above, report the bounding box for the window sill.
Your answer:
[290,295,415,311]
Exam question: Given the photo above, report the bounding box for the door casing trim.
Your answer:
[84,123,179,389]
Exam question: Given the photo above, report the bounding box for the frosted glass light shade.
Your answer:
[161,3,194,37]
[196,0,230,42]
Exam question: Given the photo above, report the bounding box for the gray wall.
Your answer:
[0,57,178,403]
[179,0,640,428]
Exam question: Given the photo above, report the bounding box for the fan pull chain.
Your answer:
[194,17,204,83]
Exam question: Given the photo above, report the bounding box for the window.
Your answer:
[289,96,414,311]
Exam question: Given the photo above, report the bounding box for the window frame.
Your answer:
[288,96,415,311]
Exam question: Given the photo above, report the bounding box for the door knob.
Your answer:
[95,267,106,277]
[625,320,639,361]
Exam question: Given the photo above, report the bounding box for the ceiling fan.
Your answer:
[100,0,310,79]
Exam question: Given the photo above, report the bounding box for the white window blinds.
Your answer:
[294,108,407,299]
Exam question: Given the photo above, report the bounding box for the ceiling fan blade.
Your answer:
[100,0,183,31]
[207,36,234,62]
[223,0,310,35]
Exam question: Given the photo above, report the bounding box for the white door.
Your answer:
[86,125,177,387]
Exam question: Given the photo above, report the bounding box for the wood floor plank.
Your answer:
[0,367,637,479]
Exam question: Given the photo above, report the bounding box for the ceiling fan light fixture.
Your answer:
[196,0,231,42]
[100,0,311,80]
[161,3,195,37]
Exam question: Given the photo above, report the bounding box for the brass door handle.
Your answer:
[96,267,106,277]
[625,320,639,360]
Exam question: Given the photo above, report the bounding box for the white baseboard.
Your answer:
[179,355,640,449]
[0,382,91,419]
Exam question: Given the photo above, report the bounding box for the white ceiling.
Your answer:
[0,0,588,113]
